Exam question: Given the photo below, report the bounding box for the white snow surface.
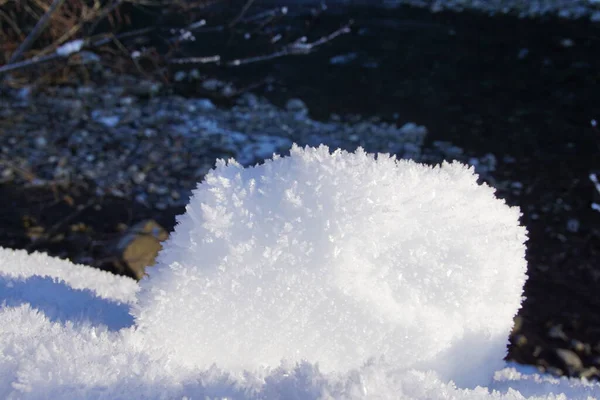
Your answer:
[134,144,527,387]
[55,39,84,57]
[1,145,600,399]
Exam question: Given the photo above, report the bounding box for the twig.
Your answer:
[7,0,67,64]
[167,22,352,68]
[240,7,287,24]
[0,9,25,40]
[0,47,69,75]
[187,19,207,31]
[227,22,353,66]
[91,27,155,47]
[0,159,37,182]
[228,0,256,28]
[169,55,221,65]
[26,198,96,251]
[87,0,123,36]
[0,28,154,76]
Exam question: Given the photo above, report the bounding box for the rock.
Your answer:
[566,218,580,233]
[548,324,569,341]
[35,136,47,148]
[115,220,168,280]
[237,93,259,109]
[555,348,584,375]
[201,78,222,91]
[130,80,162,97]
[285,98,308,114]
[91,110,120,128]
[1,72,429,226]
[580,366,600,380]
[174,71,187,82]
[546,366,564,377]
[511,315,523,333]
[513,334,527,347]
[187,99,216,112]
[570,339,590,355]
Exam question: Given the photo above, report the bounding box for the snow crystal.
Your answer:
[133,144,528,388]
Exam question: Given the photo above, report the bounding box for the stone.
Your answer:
[555,348,584,375]
[548,324,569,341]
[513,334,528,347]
[511,315,523,333]
[570,339,590,355]
[115,220,168,280]
[580,366,600,380]
[285,98,308,113]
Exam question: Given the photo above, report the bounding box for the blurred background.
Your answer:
[1,0,599,380]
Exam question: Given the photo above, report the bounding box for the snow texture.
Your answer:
[134,144,527,387]
[1,146,599,399]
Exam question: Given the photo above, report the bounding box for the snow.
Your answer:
[55,39,84,57]
[134,144,527,388]
[1,145,599,399]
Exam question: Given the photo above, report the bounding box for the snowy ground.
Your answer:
[1,146,600,399]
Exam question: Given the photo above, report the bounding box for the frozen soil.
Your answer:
[1,3,600,380]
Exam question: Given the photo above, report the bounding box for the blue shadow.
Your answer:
[0,275,134,331]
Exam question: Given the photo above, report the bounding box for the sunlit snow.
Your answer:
[1,145,599,399]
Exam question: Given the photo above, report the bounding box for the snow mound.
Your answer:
[0,247,138,304]
[133,144,528,387]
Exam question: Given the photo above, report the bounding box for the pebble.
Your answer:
[115,219,168,279]
[581,366,600,380]
[570,339,591,355]
[35,137,47,148]
[513,334,528,347]
[555,348,584,373]
[132,172,146,185]
[174,71,187,82]
[285,98,308,113]
[0,72,496,212]
[566,218,580,233]
[201,79,221,91]
[548,324,569,341]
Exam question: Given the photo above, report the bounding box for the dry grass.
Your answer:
[0,0,225,87]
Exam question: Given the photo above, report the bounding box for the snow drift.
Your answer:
[133,144,527,387]
[2,145,599,399]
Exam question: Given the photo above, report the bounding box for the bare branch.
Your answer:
[90,27,155,47]
[8,0,67,64]
[0,28,155,76]
[168,55,221,65]
[86,0,124,37]
[228,0,256,28]
[227,22,353,66]
[240,6,287,24]
[0,53,61,75]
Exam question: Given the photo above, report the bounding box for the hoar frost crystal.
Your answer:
[132,144,528,387]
